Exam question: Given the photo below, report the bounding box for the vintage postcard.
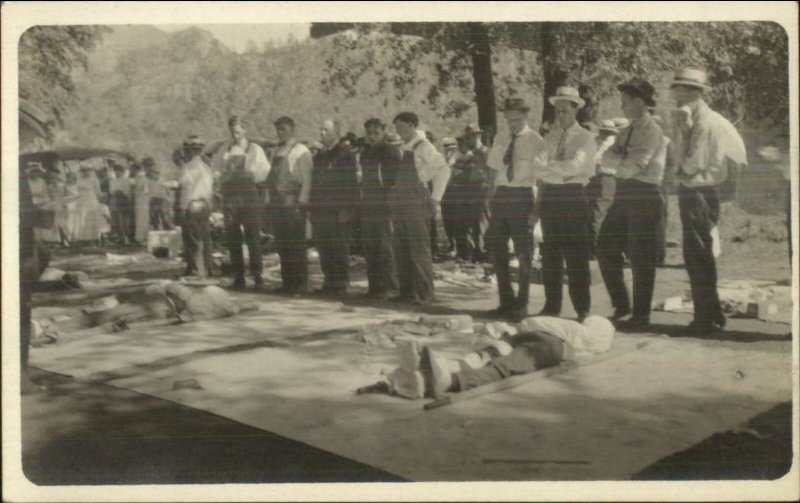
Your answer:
[2,1,798,501]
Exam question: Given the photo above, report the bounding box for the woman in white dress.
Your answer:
[73,165,103,242]
[132,162,152,243]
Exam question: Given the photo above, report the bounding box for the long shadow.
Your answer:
[22,369,406,485]
[614,322,792,343]
[633,401,793,480]
[85,336,299,383]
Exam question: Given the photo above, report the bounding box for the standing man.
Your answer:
[359,118,401,300]
[310,119,359,295]
[212,115,270,290]
[538,87,596,321]
[109,162,134,244]
[268,116,314,295]
[597,79,666,326]
[179,135,214,278]
[670,68,746,333]
[459,124,492,262]
[390,112,451,305]
[586,119,620,251]
[440,136,460,257]
[485,97,544,321]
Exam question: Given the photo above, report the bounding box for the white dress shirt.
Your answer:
[212,138,271,183]
[487,124,544,188]
[400,130,451,201]
[539,121,596,185]
[179,155,214,211]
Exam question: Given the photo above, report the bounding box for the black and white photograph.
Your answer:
[3,2,798,501]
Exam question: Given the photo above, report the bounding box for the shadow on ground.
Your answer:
[633,401,793,480]
[21,369,405,485]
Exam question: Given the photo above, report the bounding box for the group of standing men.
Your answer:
[484,67,745,334]
[193,112,452,305]
[179,67,743,335]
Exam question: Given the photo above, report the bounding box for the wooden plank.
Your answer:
[424,341,650,411]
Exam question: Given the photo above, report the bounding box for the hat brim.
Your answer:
[548,96,585,108]
[670,80,711,91]
[598,127,619,134]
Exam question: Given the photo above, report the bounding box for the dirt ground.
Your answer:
[20,203,796,484]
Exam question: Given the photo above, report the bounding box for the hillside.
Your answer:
[54,25,788,215]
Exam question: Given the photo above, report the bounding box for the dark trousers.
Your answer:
[449,184,491,261]
[597,179,663,319]
[182,206,212,276]
[311,209,353,292]
[390,186,435,303]
[679,184,723,325]
[453,332,565,391]
[586,174,617,251]
[111,193,134,242]
[485,186,535,310]
[539,184,592,316]
[656,189,668,265]
[223,195,263,281]
[272,203,308,292]
[361,195,398,295]
[441,186,459,251]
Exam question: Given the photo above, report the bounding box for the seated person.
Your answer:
[418,315,615,397]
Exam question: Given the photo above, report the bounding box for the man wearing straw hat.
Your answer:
[597,78,666,327]
[537,86,596,321]
[587,118,622,250]
[670,68,746,334]
[485,97,545,321]
[179,135,214,278]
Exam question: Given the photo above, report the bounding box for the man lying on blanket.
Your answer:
[82,282,252,330]
[418,316,615,397]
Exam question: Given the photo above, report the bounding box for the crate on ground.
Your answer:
[147,228,183,258]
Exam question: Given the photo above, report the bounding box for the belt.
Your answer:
[496,185,533,191]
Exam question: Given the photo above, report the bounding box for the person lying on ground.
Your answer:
[51,282,257,334]
[418,315,615,397]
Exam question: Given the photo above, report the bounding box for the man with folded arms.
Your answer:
[537,87,596,321]
[597,79,666,327]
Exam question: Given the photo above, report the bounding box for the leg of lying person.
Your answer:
[454,334,565,391]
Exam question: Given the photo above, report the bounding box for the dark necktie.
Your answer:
[622,127,634,160]
[504,134,518,182]
[556,129,568,161]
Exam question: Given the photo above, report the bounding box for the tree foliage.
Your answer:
[317,22,789,130]
[18,25,110,128]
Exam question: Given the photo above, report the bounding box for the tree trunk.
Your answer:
[539,22,568,129]
[468,23,497,141]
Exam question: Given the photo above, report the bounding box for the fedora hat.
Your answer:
[442,137,457,147]
[670,68,711,91]
[618,78,657,107]
[548,86,585,108]
[499,96,531,112]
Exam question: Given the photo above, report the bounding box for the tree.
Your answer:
[18,25,110,130]
[315,22,789,134]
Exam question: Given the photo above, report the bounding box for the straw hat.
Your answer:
[670,68,712,91]
[548,86,585,108]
